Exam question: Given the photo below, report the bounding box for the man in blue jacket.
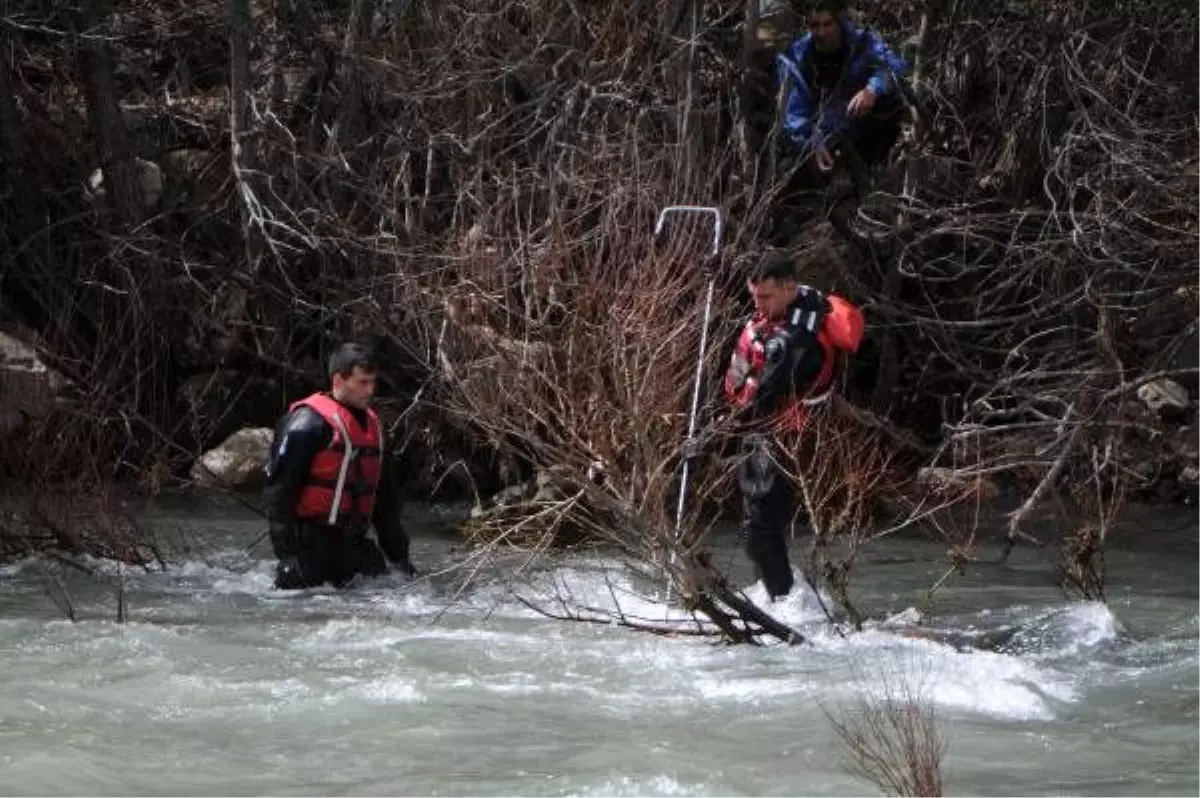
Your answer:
[777,1,910,179]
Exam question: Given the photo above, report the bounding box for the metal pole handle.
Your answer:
[654,205,724,262]
[651,204,725,609]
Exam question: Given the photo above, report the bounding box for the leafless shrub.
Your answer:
[0,407,165,569]
[854,0,1198,555]
[427,172,809,641]
[0,408,159,618]
[826,659,946,797]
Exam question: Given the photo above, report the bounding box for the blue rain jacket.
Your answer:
[777,20,910,151]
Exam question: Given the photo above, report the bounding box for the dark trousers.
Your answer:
[737,435,796,599]
[770,109,904,247]
[797,109,904,194]
[838,107,904,172]
[290,523,387,588]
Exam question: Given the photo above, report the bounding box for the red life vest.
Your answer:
[289,392,384,526]
[723,289,864,432]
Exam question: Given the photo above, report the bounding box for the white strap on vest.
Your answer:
[326,412,354,525]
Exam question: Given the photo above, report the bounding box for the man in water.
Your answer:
[263,342,418,589]
[778,0,910,181]
[719,250,863,599]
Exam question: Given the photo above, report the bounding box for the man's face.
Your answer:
[748,277,796,321]
[809,11,841,51]
[332,366,377,409]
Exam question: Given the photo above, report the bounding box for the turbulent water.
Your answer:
[0,494,1196,796]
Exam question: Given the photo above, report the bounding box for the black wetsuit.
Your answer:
[737,291,830,599]
[263,401,415,589]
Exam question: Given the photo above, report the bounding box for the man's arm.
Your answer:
[753,297,832,414]
[371,453,416,575]
[777,40,819,148]
[723,323,753,407]
[753,333,828,415]
[263,406,329,560]
[863,28,910,98]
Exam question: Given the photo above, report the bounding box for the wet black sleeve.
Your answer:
[753,326,828,415]
[371,451,413,569]
[787,338,828,392]
[262,406,331,559]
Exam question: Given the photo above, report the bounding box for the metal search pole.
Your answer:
[653,205,724,602]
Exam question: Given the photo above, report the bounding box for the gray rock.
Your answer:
[1179,465,1199,487]
[0,330,69,417]
[1137,378,1190,414]
[190,427,274,491]
[85,157,164,212]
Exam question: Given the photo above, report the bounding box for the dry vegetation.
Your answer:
[1,0,1196,634]
[825,659,946,797]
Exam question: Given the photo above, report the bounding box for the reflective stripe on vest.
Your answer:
[325,410,354,525]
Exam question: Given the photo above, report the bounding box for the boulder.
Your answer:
[189,427,274,491]
[85,157,164,212]
[0,330,69,417]
[1137,378,1190,415]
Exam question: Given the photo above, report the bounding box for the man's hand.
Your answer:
[682,434,706,462]
[268,518,302,562]
[847,87,877,118]
[274,557,309,590]
[814,146,835,172]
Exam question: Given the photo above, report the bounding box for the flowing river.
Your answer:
[1,494,1196,796]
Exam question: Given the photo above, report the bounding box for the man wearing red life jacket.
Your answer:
[720,250,864,600]
[263,342,418,589]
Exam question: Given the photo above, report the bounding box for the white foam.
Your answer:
[293,618,416,652]
[1047,601,1122,653]
[505,566,1087,721]
[170,559,278,595]
[0,556,39,578]
[7,548,1124,728]
[738,574,847,628]
[341,677,425,705]
[571,775,714,797]
[690,673,818,703]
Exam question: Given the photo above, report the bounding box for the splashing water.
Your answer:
[0,502,1195,796]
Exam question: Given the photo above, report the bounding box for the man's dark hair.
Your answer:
[328,341,376,379]
[750,250,798,284]
[810,0,848,15]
